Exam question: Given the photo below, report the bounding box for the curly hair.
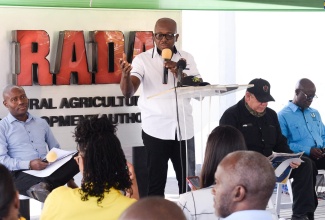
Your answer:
[73,115,132,205]
[0,164,16,219]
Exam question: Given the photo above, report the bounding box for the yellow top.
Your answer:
[40,186,136,220]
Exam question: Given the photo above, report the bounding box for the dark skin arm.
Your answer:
[310,147,325,160]
[29,159,48,170]
[119,53,140,98]
[119,53,202,97]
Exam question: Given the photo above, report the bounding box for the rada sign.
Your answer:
[11,30,154,86]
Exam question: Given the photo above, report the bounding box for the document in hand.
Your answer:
[268,152,304,183]
[23,148,77,178]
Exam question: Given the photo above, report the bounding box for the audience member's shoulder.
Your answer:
[265,106,277,115]
[0,116,9,128]
[179,187,214,203]
[31,114,49,124]
[223,102,239,115]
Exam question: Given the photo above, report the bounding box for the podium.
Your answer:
[148,84,253,100]
[145,84,253,192]
[133,84,253,197]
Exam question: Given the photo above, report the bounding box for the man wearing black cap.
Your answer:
[219,78,318,220]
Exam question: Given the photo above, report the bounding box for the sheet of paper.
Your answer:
[274,158,303,177]
[23,149,77,178]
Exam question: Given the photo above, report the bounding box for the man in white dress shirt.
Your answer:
[120,17,202,196]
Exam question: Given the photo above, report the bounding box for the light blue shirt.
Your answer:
[278,101,325,155]
[0,112,60,171]
[224,210,273,220]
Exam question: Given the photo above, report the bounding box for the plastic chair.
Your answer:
[316,170,325,195]
[267,179,293,219]
[19,194,31,220]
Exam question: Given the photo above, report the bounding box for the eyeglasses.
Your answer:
[300,90,318,101]
[154,33,177,40]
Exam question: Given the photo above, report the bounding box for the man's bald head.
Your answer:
[2,85,24,100]
[2,85,29,121]
[154,18,177,33]
[212,151,276,218]
[119,197,186,220]
[295,78,315,91]
[293,78,316,109]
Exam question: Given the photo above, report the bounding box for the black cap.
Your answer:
[247,78,275,102]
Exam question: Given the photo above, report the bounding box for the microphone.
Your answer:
[176,59,187,87]
[162,48,172,84]
[42,151,58,163]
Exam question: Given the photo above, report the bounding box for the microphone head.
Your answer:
[177,59,187,69]
[162,48,172,60]
[46,151,58,163]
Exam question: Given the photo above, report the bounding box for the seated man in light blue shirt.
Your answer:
[278,78,325,171]
[212,151,276,220]
[0,85,79,202]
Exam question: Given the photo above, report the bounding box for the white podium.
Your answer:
[148,84,253,100]
[147,84,253,192]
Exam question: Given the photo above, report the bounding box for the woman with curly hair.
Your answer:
[40,115,138,220]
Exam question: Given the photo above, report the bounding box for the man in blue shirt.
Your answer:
[0,85,79,202]
[278,78,325,170]
[220,78,318,220]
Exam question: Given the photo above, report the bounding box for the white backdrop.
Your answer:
[0,7,182,154]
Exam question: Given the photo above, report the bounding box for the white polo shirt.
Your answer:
[131,47,200,140]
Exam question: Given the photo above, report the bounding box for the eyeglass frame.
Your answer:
[300,90,318,101]
[154,33,177,40]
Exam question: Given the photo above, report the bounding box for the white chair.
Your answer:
[19,194,44,220]
[267,179,293,219]
[19,194,31,220]
[316,170,325,195]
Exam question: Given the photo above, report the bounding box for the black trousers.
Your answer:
[11,154,79,196]
[290,155,318,215]
[312,156,325,170]
[142,130,194,197]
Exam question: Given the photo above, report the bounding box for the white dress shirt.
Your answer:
[131,47,200,140]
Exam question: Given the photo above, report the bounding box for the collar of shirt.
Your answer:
[7,112,32,124]
[224,210,273,220]
[287,101,307,113]
[152,45,180,58]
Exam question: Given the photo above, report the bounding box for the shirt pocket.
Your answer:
[240,123,260,145]
[262,125,277,146]
[288,123,306,141]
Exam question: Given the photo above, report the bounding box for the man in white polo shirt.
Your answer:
[120,17,201,196]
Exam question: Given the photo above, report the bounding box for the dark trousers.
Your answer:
[11,154,79,196]
[142,130,194,197]
[290,156,318,215]
[312,156,325,170]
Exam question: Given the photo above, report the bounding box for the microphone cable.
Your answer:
[173,74,186,194]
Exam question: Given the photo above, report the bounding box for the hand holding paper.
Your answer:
[274,157,303,177]
[24,148,77,177]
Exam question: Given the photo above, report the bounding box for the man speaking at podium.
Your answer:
[120,17,201,197]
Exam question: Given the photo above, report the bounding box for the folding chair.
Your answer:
[267,179,293,220]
